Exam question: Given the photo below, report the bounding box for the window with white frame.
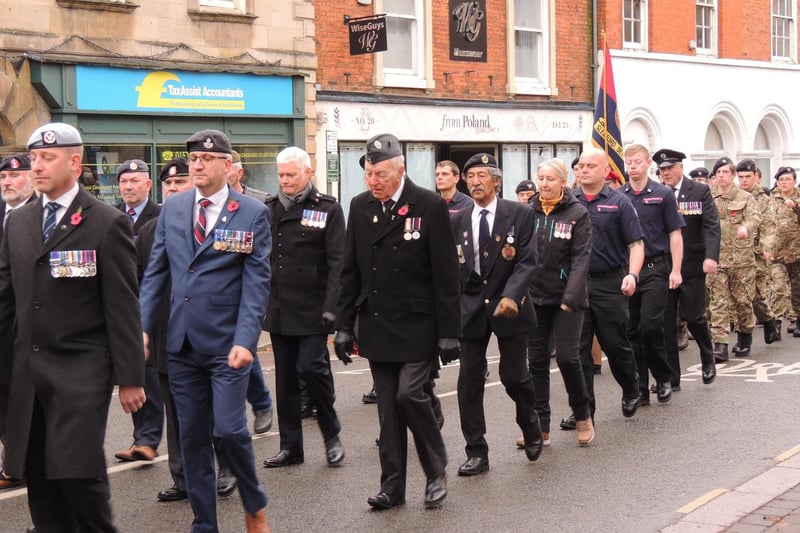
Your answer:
[622,0,647,49]
[696,0,716,54]
[772,0,796,60]
[382,0,427,88]
[200,0,235,7]
[510,0,550,93]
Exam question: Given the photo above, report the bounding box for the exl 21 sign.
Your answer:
[348,15,388,56]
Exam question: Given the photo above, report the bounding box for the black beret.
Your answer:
[359,133,403,168]
[0,153,31,172]
[688,167,709,179]
[735,159,757,173]
[462,153,499,175]
[159,157,190,181]
[571,157,580,169]
[712,157,734,175]
[186,129,232,155]
[27,122,83,149]
[515,180,536,193]
[774,166,797,181]
[652,148,686,168]
[116,159,149,179]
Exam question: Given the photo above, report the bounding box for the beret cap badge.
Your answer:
[10,159,19,169]
[481,155,489,164]
[203,138,214,149]
[374,140,382,149]
[43,131,57,145]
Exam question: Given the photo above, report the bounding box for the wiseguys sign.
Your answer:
[348,14,388,56]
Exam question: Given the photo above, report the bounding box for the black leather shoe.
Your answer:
[657,382,672,403]
[424,474,447,509]
[253,407,273,434]
[702,363,716,384]
[157,485,187,502]
[457,457,489,476]
[264,449,304,468]
[621,396,640,418]
[639,391,651,407]
[713,343,728,363]
[523,438,543,462]
[732,332,752,357]
[559,414,576,430]
[367,491,404,510]
[362,388,377,404]
[216,468,237,498]
[325,435,345,467]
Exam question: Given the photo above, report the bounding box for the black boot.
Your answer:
[764,319,779,344]
[713,342,728,363]
[775,320,783,341]
[795,318,800,337]
[732,332,752,357]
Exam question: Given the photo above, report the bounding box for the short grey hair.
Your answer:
[276,146,311,170]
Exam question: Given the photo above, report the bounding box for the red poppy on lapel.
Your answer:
[227,200,239,213]
[70,207,83,226]
[397,204,409,216]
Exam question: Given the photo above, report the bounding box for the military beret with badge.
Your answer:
[27,122,83,150]
[515,179,536,193]
[462,153,499,175]
[712,157,734,175]
[735,159,757,173]
[116,159,150,180]
[689,167,709,179]
[0,153,31,172]
[186,129,232,155]
[159,157,190,181]
[359,133,403,169]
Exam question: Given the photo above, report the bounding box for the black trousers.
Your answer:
[27,398,116,533]
[580,270,640,417]
[665,274,716,386]
[528,304,590,433]
[271,333,341,453]
[459,328,539,459]
[371,359,446,499]
[628,258,674,393]
[131,361,164,448]
[158,371,185,491]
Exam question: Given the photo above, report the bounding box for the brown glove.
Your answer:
[493,297,519,319]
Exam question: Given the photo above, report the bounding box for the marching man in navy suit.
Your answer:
[139,129,271,533]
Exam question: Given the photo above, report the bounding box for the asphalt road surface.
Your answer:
[2,326,799,532]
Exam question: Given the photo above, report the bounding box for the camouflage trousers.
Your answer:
[753,255,775,322]
[771,261,800,322]
[706,265,756,343]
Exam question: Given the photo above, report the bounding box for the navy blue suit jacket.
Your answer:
[139,187,271,356]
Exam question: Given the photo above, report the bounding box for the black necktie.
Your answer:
[383,199,395,214]
[479,209,490,274]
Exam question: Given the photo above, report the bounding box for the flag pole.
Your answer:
[602,31,609,161]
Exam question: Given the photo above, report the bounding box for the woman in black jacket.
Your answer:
[518,158,595,447]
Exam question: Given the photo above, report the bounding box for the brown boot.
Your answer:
[245,508,270,533]
[575,418,595,447]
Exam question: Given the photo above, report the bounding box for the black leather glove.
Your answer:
[437,338,461,365]
[322,312,336,332]
[333,329,354,365]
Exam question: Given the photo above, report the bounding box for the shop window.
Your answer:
[502,145,528,199]
[623,0,647,50]
[83,144,151,206]
[696,0,717,55]
[406,143,435,191]
[376,0,431,89]
[508,0,551,95]
[772,0,796,61]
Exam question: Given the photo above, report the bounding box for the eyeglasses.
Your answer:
[189,154,229,164]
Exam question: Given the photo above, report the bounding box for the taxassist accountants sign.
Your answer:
[75,66,293,115]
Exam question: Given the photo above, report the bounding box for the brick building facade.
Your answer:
[0,0,316,203]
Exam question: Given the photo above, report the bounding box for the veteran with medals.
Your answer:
[334,133,460,510]
[449,152,544,476]
[262,147,347,470]
[519,158,594,450]
[0,123,145,531]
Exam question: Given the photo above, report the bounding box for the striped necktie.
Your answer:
[42,201,60,242]
[127,207,136,223]
[194,198,211,245]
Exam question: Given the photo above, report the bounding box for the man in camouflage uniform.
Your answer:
[736,160,780,344]
[770,166,800,337]
[706,157,761,361]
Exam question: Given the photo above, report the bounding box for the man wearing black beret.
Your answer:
[449,152,544,475]
[335,133,460,510]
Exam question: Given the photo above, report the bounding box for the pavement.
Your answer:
[662,442,800,532]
